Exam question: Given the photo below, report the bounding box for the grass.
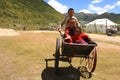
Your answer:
[0,0,63,29]
[0,31,120,80]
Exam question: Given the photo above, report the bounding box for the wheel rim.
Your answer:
[54,38,60,74]
[86,48,97,73]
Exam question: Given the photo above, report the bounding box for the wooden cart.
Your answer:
[54,32,97,74]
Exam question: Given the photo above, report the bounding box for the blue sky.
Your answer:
[44,0,120,14]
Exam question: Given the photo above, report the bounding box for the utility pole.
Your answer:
[106,19,107,33]
[94,22,97,33]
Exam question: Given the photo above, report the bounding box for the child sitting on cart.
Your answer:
[64,27,96,62]
[71,27,97,45]
[71,27,89,44]
[64,18,78,43]
[64,21,96,45]
[63,17,87,44]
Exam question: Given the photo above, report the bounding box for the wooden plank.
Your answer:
[62,43,95,56]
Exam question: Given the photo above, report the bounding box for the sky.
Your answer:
[44,0,120,14]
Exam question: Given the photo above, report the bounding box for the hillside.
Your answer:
[75,12,120,25]
[95,12,120,24]
[0,0,64,30]
[75,12,98,22]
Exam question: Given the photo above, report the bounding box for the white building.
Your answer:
[86,18,118,33]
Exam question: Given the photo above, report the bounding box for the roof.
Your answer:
[86,18,118,26]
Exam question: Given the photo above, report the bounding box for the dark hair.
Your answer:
[68,8,74,12]
[75,27,82,33]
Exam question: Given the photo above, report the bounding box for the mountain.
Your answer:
[75,12,120,25]
[0,0,64,30]
[75,12,98,22]
[95,12,120,24]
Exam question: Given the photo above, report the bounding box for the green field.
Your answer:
[0,31,120,80]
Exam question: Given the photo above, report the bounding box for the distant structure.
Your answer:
[86,18,118,33]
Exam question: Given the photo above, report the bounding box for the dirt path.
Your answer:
[20,30,120,45]
[88,33,120,43]
[0,29,20,36]
[1,28,119,46]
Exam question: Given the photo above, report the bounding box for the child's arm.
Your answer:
[82,34,97,45]
[61,16,68,27]
[73,16,80,27]
[76,18,80,27]
[64,28,70,37]
[64,28,72,43]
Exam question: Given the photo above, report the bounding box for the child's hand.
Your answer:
[57,25,61,32]
[58,28,61,32]
[64,35,73,43]
[64,35,71,40]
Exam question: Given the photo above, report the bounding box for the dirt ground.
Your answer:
[0,30,120,80]
[0,29,20,36]
[88,33,120,44]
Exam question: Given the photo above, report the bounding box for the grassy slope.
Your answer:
[75,12,120,25]
[0,0,64,30]
[0,31,120,80]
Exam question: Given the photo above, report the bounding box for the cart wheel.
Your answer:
[86,48,97,73]
[54,38,60,74]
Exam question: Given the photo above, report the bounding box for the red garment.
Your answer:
[71,33,89,43]
[64,27,75,43]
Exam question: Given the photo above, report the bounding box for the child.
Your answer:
[71,27,97,45]
[58,8,80,31]
[71,27,89,44]
[64,18,77,43]
[65,27,97,62]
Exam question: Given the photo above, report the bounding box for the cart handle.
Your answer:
[59,31,64,42]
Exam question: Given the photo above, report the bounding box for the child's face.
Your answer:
[74,30,80,36]
[68,10,74,17]
[67,19,76,29]
[74,29,81,36]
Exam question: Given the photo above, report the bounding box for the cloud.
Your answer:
[79,0,119,14]
[48,0,68,14]
[116,1,120,7]
[104,4,115,10]
[78,9,92,14]
[91,0,103,4]
[89,4,107,14]
[89,4,115,14]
